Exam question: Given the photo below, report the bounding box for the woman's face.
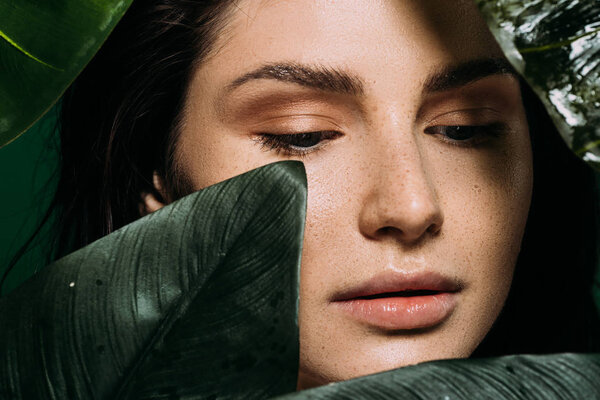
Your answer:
[170,0,533,389]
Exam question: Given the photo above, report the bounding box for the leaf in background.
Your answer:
[0,161,307,400]
[0,0,133,147]
[474,0,600,171]
[280,353,600,399]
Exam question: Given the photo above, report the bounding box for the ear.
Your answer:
[139,172,167,216]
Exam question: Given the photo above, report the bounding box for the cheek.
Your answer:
[296,155,359,296]
[177,121,280,189]
[434,133,533,329]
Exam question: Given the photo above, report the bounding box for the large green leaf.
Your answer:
[474,0,600,170]
[0,0,133,147]
[280,353,600,399]
[0,161,307,399]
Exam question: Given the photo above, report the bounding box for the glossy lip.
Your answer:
[331,271,463,331]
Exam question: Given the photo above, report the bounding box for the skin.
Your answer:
[145,0,533,390]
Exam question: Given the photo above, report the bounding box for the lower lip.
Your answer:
[333,292,457,330]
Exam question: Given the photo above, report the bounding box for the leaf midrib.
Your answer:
[113,177,293,399]
[0,28,62,70]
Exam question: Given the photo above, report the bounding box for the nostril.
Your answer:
[372,226,404,241]
[379,226,395,235]
[426,222,442,235]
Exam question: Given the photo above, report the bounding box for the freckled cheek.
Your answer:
[432,160,530,347]
[180,129,281,189]
[297,158,365,300]
[436,145,532,290]
[298,171,341,279]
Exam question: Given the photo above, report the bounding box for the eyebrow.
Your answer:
[422,57,518,93]
[224,57,517,98]
[226,63,365,96]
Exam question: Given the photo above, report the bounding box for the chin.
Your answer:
[297,319,481,390]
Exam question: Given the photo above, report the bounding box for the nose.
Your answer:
[358,135,444,244]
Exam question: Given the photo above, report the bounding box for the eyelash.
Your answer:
[424,122,508,147]
[255,131,342,157]
[255,122,507,156]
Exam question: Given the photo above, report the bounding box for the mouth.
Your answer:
[356,289,443,299]
[331,272,462,331]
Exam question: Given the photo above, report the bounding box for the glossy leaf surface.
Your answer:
[0,161,307,400]
[475,0,600,170]
[0,0,133,147]
[283,353,600,399]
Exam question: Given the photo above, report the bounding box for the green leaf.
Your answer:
[280,353,600,399]
[0,0,134,147]
[0,161,307,400]
[474,0,600,171]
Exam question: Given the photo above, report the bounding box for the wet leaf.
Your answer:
[0,0,133,147]
[475,0,600,170]
[0,161,306,400]
[282,353,600,399]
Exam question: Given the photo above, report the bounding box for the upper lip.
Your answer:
[331,270,463,302]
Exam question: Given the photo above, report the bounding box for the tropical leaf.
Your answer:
[280,353,600,399]
[474,0,600,171]
[0,0,134,147]
[0,161,307,400]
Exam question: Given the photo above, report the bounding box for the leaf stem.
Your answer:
[575,139,600,156]
[518,27,600,54]
[0,29,63,71]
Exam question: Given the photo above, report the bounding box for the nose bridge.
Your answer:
[359,114,443,242]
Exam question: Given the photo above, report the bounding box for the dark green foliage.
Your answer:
[475,0,600,170]
[0,107,59,294]
[0,0,133,146]
[0,161,307,399]
[278,353,600,400]
[1,1,599,399]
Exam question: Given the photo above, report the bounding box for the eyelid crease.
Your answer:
[249,113,345,130]
[422,107,504,126]
[217,91,365,129]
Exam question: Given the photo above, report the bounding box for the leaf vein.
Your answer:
[0,29,63,71]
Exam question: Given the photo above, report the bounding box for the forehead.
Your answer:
[210,0,504,75]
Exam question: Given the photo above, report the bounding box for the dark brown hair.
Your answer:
[55,0,233,256]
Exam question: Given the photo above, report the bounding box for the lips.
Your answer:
[331,271,462,331]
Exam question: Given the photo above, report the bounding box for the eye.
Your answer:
[424,123,507,146]
[255,130,342,156]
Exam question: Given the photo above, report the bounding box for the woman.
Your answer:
[23,0,600,390]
